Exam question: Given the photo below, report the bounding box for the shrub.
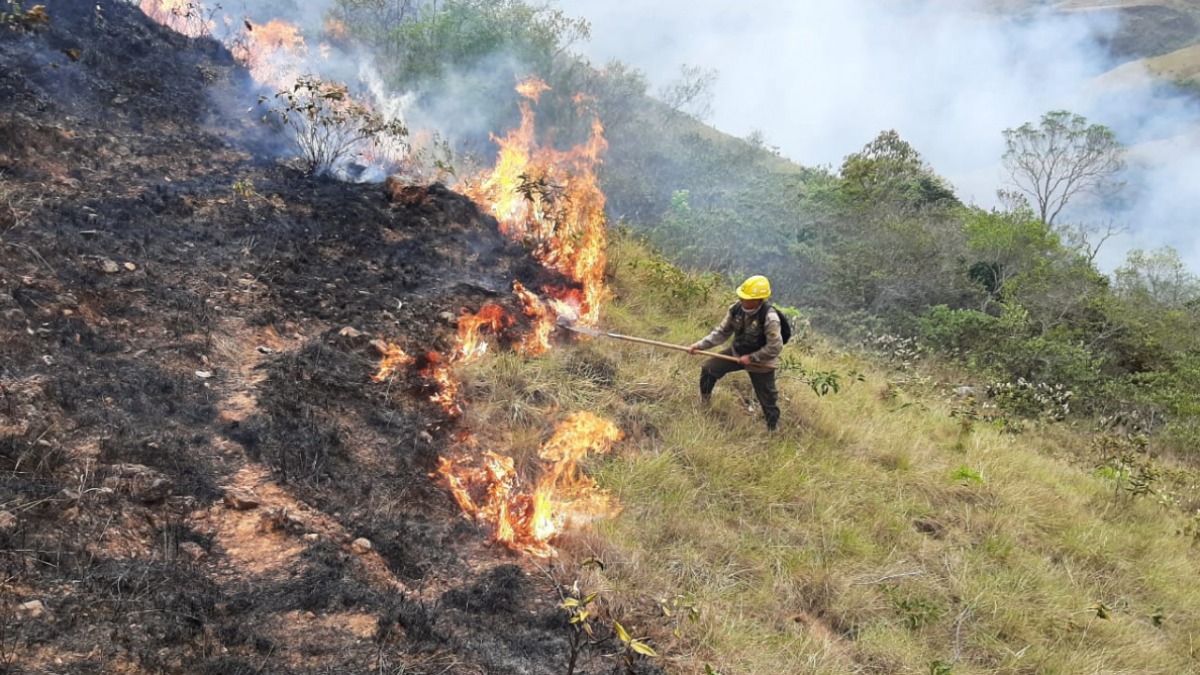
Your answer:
[260,76,408,176]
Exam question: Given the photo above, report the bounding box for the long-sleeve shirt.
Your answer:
[695,304,784,372]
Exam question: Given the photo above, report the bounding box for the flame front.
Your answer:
[232,19,308,89]
[512,281,555,356]
[464,78,610,327]
[437,412,623,557]
[456,304,514,363]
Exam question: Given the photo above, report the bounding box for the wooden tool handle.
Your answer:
[604,333,743,364]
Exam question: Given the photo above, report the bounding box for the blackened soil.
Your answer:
[0,2,653,674]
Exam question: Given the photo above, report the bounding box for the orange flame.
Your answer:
[455,304,514,363]
[464,78,610,328]
[512,281,555,356]
[515,76,552,102]
[422,352,463,418]
[140,0,214,38]
[232,19,308,89]
[370,341,415,382]
[437,412,623,557]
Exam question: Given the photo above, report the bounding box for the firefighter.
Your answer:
[688,275,783,431]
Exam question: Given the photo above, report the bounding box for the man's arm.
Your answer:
[690,311,734,353]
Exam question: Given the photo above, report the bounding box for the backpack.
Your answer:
[728,302,793,347]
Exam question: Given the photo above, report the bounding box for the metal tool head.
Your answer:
[555,314,603,337]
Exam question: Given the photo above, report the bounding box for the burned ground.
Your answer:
[0,2,657,673]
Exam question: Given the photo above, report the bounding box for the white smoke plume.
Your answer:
[557,0,1200,272]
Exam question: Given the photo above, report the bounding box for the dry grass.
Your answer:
[1143,43,1200,82]
[461,235,1200,673]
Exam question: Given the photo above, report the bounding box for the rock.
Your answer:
[338,326,363,339]
[351,537,373,554]
[0,510,16,531]
[17,600,47,618]
[303,533,320,542]
[384,177,432,207]
[418,431,434,445]
[178,542,208,562]
[223,489,260,511]
[102,464,173,504]
[439,311,457,324]
[257,508,287,533]
[123,262,137,272]
[98,258,121,274]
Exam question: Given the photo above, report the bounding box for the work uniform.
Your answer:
[693,303,784,430]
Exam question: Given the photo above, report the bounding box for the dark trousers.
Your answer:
[699,351,780,430]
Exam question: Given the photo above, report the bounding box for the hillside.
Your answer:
[4,2,1200,675]
[1,2,631,673]
[991,0,1200,71]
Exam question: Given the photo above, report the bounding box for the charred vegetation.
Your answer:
[0,2,615,673]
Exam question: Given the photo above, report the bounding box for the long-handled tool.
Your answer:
[557,317,741,364]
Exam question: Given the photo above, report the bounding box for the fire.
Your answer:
[455,303,514,362]
[437,412,623,557]
[140,0,213,38]
[515,77,552,102]
[231,19,308,89]
[464,78,610,328]
[512,281,555,356]
[422,352,463,418]
[369,341,415,382]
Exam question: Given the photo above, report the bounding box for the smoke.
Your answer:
[556,0,1200,272]
[162,0,540,181]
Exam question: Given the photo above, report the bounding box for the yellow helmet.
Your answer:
[736,275,771,300]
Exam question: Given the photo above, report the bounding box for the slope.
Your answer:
[0,2,647,674]
[455,233,1200,674]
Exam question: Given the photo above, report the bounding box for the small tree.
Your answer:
[840,130,958,209]
[1113,246,1200,308]
[1002,110,1125,228]
[261,76,408,176]
[658,63,718,121]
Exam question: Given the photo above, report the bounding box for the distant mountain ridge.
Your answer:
[993,0,1200,82]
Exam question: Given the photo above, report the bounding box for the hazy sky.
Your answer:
[556,0,1200,271]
